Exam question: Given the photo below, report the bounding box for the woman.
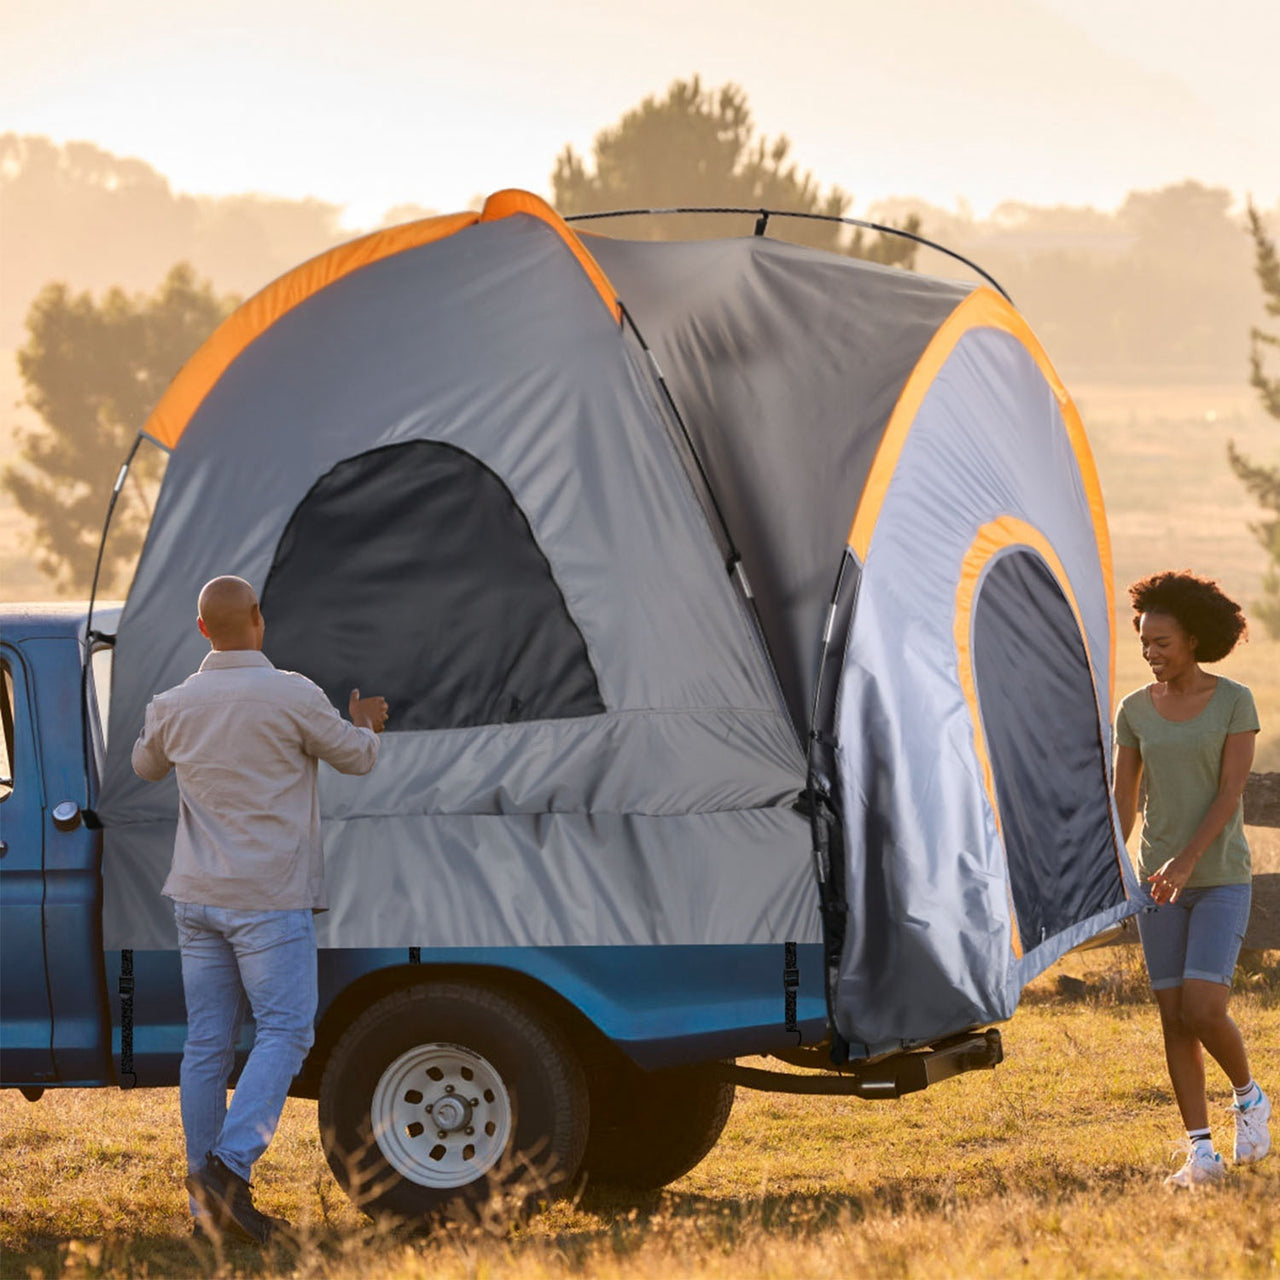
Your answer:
[1113,570,1269,1187]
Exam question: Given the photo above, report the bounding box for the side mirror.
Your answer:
[52,801,83,832]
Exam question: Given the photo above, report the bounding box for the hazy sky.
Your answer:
[4,0,1277,228]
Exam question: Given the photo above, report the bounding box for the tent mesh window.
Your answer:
[972,550,1125,950]
[260,441,605,731]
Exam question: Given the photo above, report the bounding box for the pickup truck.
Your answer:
[1,601,1003,1218]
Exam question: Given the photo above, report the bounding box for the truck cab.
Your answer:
[1,605,116,1090]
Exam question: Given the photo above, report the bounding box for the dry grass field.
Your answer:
[2,947,1277,1279]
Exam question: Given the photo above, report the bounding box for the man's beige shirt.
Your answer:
[131,650,379,911]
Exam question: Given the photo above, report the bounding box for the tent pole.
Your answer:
[85,432,145,644]
[619,301,797,744]
[618,303,743,576]
[81,431,147,787]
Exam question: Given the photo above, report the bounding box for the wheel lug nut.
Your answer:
[465,1126,474,1135]
[424,1104,433,1114]
[469,1098,479,1106]
[437,1130,448,1139]
[444,1084,455,1094]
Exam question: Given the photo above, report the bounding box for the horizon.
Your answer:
[8,128,1275,232]
[13,127,1274,234]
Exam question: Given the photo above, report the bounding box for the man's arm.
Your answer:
[131,699,173,781]
[298,683,385,775]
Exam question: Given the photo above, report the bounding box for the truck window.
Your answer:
[0,660,14,801]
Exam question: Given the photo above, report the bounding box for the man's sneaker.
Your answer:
[184,1153,290,1245]
[1233,1087,1272,1164]
[1164,1146,1225,1189]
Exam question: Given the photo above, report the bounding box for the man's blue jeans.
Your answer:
[174,902,317,1202]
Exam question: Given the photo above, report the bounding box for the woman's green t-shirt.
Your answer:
[1115,675,1259,887]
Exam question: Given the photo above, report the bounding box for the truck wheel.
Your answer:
[580,1061,735,1191]
[317,981,588,1219]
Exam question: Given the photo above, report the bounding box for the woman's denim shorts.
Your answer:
[1136,882,1252,990]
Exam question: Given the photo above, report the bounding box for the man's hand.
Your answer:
[349,689,389,734]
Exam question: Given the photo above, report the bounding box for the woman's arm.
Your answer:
[1147,730,1257,903]
[1113,743,1143,844]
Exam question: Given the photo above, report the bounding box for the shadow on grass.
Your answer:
[557,1157,1151,1258]
[11,1214,437,1279]
[10,1228,291,1279]
[1,1161,1175,1278]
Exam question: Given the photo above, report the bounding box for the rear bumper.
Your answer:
[712,1028,1004,1098]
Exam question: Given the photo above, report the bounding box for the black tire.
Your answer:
[579,1061,735,1191]
[317,981,588,1220]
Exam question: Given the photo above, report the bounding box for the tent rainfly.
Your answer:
[97,189,1138,1060]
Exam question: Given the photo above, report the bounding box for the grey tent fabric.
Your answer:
[831,325,1136,1056]
[588,235,971,732]
[104,807,819,953]
[99,213,819,952]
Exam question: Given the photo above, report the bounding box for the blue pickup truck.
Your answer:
[1,601,1009,1218]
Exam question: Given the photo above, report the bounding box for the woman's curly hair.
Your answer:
[1128,570,1248,663]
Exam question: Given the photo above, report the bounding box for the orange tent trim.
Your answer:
[847,287,1116,702]
[480,190,621,325]
[143,192,622,453]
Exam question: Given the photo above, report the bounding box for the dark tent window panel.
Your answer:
[261,441,605,731]
[972,550,1125,951]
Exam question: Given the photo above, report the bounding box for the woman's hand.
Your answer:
[1146,853,1196,905]
[1145,729,1254,906]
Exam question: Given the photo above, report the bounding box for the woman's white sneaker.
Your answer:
[1164,1147,1225,1189]
[1233,1087,1272,1164]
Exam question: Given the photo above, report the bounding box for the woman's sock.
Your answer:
[1233,1079,1262,1108]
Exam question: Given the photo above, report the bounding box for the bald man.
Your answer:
[132,575,388,1244]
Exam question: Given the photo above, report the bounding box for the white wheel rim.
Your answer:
[370,1042,513,1188]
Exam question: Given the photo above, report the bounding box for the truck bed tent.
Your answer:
[96,189,1137,1059]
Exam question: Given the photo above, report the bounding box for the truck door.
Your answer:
[0,646,54,1083]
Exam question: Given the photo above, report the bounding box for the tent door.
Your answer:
[965,547,1126,953]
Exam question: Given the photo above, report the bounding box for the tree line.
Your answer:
[898,182,1267,382]
[5,105,1273,378]
[3,77,1278,622]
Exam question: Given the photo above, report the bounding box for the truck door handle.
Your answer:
[0,840,7,855]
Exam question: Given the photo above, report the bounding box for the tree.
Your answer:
[552,77,918,267]
[4,264,237,594]
[1227,202,1280,637]
[0,134,345,348]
